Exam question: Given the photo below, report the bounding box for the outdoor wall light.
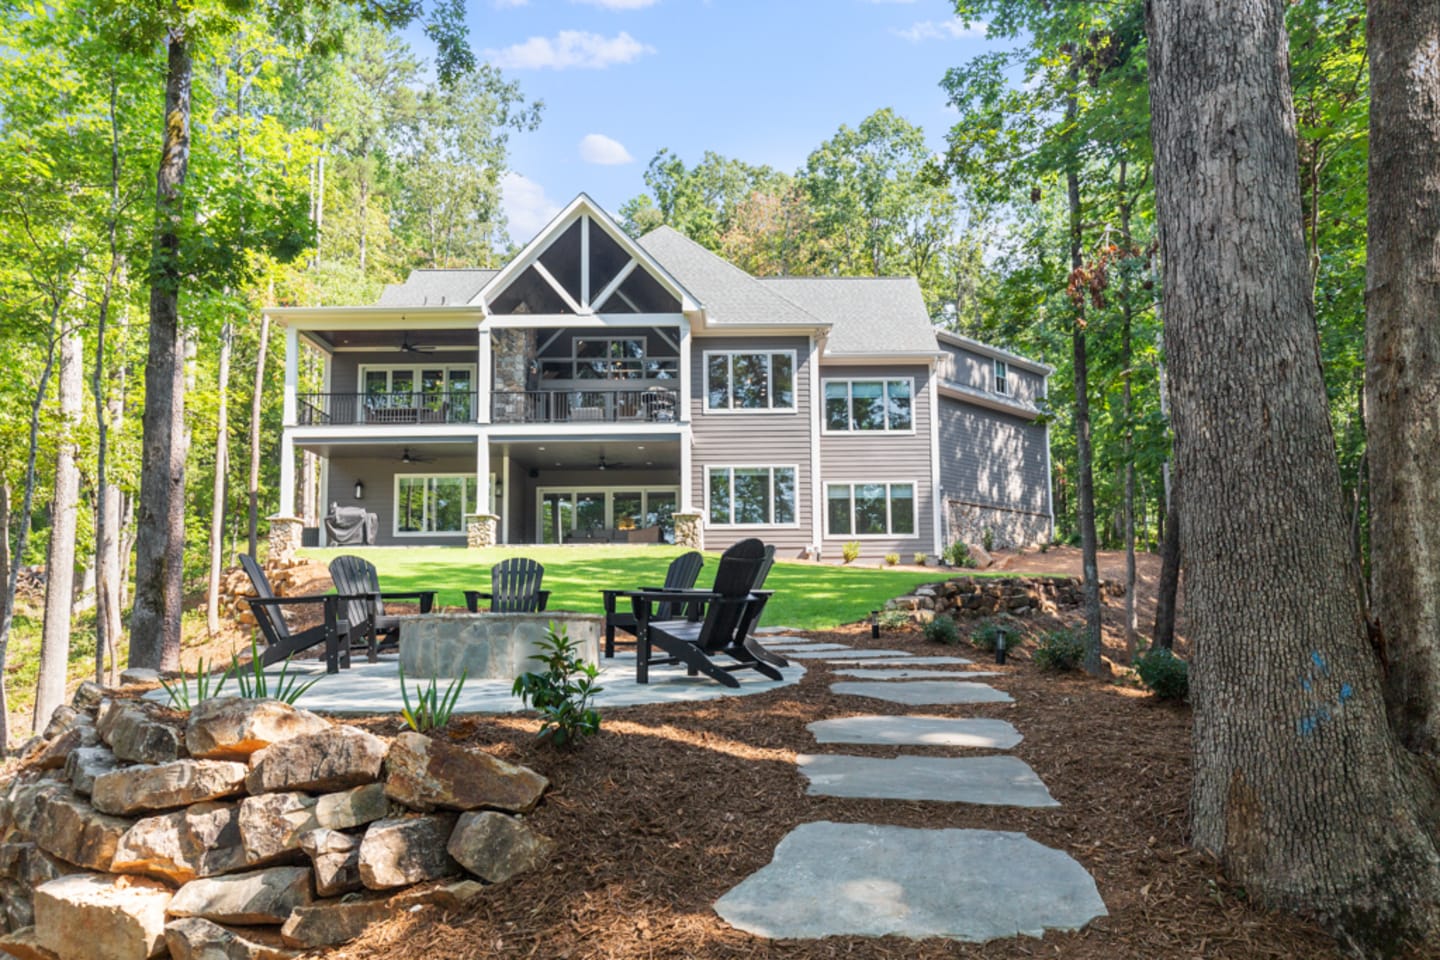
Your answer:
[354,480,364,500]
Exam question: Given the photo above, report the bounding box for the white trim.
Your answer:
[477,327,492,424]
[936,380,1044,421]
[288,424,482,444]
[822,480,921,540]
[809,334,823,550]
[354,363,479,424]
[580,215,591,308]
[534,485,681,543]
[700,349,800,414]
[928,373,943,555]
[391,472,480,539]
[282,323,298,427]
[271,308,483,327]
[935,329,1053,376]
[680,426,694,512]
[529,259,586,316]
[819,376,918,435]
[818,351,942,365]
[1044,420,1056,542]
[703,464,802,530]
[279,433,297,516]
[487,313,684,330]
[318,455,331,547]
[501,446,511,544]
[992,358,1012,397]
[591,259,638,313]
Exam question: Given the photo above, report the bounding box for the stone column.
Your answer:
[268,515,305,562]
[491,329,537,423]
[466,514,499,548]
[673,512,702,550]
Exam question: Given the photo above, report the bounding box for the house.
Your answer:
[268,194,1053,559]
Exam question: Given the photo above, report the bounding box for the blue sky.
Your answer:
[423,0,998,240]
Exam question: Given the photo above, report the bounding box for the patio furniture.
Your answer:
[464,557,551,613]
[600,551,704,657]
[630,539,784,687]
[323,503,377,546]
[239,554,365,674]
[327,555,437,661]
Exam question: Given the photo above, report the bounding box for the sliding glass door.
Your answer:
[536,487,680,543]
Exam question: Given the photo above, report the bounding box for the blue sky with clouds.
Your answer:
[426,0,997,241]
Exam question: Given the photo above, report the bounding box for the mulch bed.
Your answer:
[333,624,1344,960]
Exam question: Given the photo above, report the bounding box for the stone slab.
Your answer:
[714,821,1106,941]
[807,716,1022,749]
[398,612,602,681]
[831,680,1012,705]
[796,754,1057,806]
[753,626,801,635]
[760,642,846,651]
[833,668,999,681]
[782,649,912,660]
[829,656,974,666]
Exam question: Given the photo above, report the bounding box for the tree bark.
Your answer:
[93,72,124,685]
[130,27,192,671]
[1148,0,1440,947]
[1153,476,1180,651]
[0,484,9,742]
[35,329,83,728]
[1367,0,1440,757]
[205,323,233,636]
[247,310,271,558]
[1119,163,1138,657]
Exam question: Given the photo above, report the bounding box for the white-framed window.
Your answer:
[359,364,476,421]
[993,359,1010,396]
[823,378,914,432]
[394,473,479,536]
[536,336,679,381]
[826,482,917,538]
[703,350,797,412]
[706,466,799,527]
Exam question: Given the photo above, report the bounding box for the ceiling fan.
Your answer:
[399,330,434,354]
[399,448,435,464]
[595,453,627,471]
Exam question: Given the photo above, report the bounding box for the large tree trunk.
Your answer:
[0,485,9,741]
[205,323,233,636]
[1153,476,1181,651]
[35,330,84,728]
[1367,0,1440,757]
[247,310,271,558]
[130,28,192,671]
[1148,0,1440,947]
[1119,165,1138,658]
[93,72,123,685]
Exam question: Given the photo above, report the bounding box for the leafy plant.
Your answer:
[1033,629,1085,672]
[399,665,469,732]
[912,552,928,566]
[943,541,975,568]
[842,541,861,564]
[512,623,603,746]
[982,527,995,553]
[1136,648,1189,700]
[884,552,900,566]
[230,639,321,705]
[923,615,962,646]
[876,609,911,631]
[1039,541,1051,554]
[158,658,228,711]
[970,620,1012,653]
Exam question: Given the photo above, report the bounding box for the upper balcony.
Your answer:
[294,385,681,426]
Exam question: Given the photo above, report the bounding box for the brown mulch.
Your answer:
[330,623,1342,960]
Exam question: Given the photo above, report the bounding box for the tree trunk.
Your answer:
[1119,164,1138,657]
[205,323,233,636]
[357,173,369,273]
[130,27,192,671]
[35,329,83,728]
[0,484,8,741]
[247,310,271,558]
[93,71,123,685]
[1153,476,1180,651]
[1367,0,1440,757]
[1148,0,1440,947]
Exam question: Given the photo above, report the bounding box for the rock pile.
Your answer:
[886,576,1125,619]
[0,692,554,960]
[214,559,325,627]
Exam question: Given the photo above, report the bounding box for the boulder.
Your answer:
[41,707,92,742]
[1,878,34,930]
[236,793,318,864]
[33,873,172,960]
[163,917,300,960]
[0,926,60,960]
[70,683,105,713]
[118,669,161,687]
[298,830,360,897]
[383,732,548,813]
[31,792,132,872]
[112,803,247,885]
[96,702,184,765]
[64,746,120,797]
[0,843,71,887]
[279,882,484,949]
[314,783,389,831]
[4,780,70,841]
[244,727,385,795]
[357,815,459,890]
[185,700,330,762]
[91,760,248,816]
[167,866,313,926]
[966,543,993,568]
[446,811,554,884]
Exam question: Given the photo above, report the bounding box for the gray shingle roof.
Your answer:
[375,269,496,307]
[637,227,822,328]
[762,276,940,356]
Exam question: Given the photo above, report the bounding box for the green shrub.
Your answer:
[1033,629,1085,672]
[982,527,995,552]
[1136,648,1189,700]
[943,541,975,568]
[884,553,900,566]
[923,615,962,646]
[912,552,928,566]
[969,620,1013,653]
[876,609,910,631]
[1039,541,1050,554]
[399,666,468,732]
[513,623,604,746]
[159,657,229,711]
[842,541,861,564]
[229,640,321,704]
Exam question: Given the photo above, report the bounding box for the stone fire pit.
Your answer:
[397,612,603,681]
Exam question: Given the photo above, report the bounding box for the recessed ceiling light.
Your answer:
[555,461,561,466]
[537,446,545,451]
[637,445,645,450]
[645,461,653,466]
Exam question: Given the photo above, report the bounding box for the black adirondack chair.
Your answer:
[629,539,784,687]
[464,558,550,613]
[239,554,363,674]
[600,551,704,657]
[327,555,437,661]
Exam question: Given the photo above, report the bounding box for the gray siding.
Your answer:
[817,363,935,558]
[690,335,815,557]
[324,450,478,546]
[938,397,1050,518]
[330,350,478,395]
[937,342,1045,406]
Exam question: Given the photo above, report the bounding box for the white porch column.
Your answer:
[282,322,298,426]
[680,427,694,513]
[677,318,692,425]
[476,439,492,510]
[476,325,492,424]
[279,432,297,516]
[501,446,511,544]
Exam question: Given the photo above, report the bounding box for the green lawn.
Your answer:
[299,545,956,631]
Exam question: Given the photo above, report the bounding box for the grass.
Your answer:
[299,545,968,631]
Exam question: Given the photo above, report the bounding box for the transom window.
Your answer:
[826,482,916,537]
[994,359,1010,396]
[824,379,913,432]
[395,474,480,536]
[704,351,796,412]
[538,336,678,381]
[707,466,798,527]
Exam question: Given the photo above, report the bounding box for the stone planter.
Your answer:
[397,612,602,681]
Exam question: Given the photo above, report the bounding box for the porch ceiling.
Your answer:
[305,328,477,350]
[499,439,680,472]
[296,438,476,460]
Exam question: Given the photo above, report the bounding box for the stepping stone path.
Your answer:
[761,642,851,652]
[714,630,1106,944]
[754,626,802,635]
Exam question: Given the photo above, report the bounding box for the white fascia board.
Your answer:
[935,329,1054,377]
[937,380,1045,420]
[691,322,830,338]
[287,424,484,444]
[269,307,484,329]
[484,424,687,442]
[819,351,942,367]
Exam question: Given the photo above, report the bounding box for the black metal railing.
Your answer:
[296,392,478,426]
[491,388,679,424]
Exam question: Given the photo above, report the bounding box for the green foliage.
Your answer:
[512,623,603,747]
[912,553,929,566]
[398,664,468,732]
[876,609,911,631]
[1033,629,1085,672]
[158,658,228,711]
[923,615,962,646]
[969,620,1013,653]
[944,541,975,568]
[229,639,321,704]
[842,541,861,564]
[1135,648,1189,700]
[884,552,900,566]
[982,528,995,553]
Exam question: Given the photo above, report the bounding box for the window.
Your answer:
[707,466,798,526]
[537,336,678,381]
[395,475,480,536]
[360,365,477,422]
[704,351,796,412]
[826,482,916,537]
[994,359,1010,396]
[823,379,913,432]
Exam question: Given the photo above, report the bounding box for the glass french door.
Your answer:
[536,487,680,543]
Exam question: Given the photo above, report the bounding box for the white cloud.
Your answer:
[573,0,659,8]
[894,18,988,42]
[501,173,562,240]
[486,31,656,70]
[494,0,529,7]
[579,133,634,165]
